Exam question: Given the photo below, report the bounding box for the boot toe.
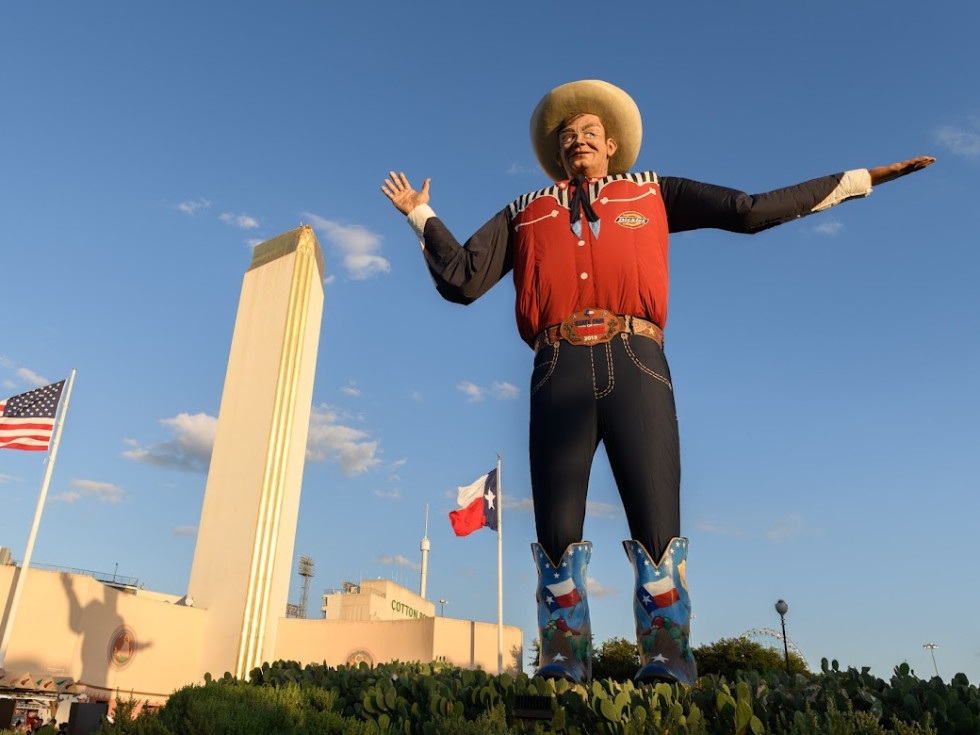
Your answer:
[535,663,585,683]
[634,663,694,686]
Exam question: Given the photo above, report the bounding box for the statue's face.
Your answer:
[557,114,618,179]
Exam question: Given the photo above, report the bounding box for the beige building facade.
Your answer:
[321,579,434,623]
[0,565,522,715]
[0,226,522,722]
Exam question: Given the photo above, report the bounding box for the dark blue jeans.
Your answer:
[529,333,680,563]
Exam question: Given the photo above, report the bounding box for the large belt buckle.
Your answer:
[559,308,621,346]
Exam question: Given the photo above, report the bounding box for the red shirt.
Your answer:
[509,175,669,344]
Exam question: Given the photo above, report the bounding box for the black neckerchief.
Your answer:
[569,174,599,226]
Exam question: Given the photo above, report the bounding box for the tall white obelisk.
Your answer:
[187,225,324,679]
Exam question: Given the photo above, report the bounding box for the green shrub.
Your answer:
[94,657,977,735]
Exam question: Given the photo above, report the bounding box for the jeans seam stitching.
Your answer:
[595,342,614,398]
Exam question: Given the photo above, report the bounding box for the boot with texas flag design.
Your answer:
[532,541,592,682]
[623,537,697,685]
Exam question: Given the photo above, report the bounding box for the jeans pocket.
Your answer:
[622,335,673,391]
[530,343,560,397]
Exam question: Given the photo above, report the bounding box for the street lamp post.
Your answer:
[775,599,790,673]
[923,643,940,678]
[438,598,448,617]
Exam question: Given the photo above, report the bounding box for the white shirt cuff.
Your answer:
[407,204,437,249]
[812,169,873,213]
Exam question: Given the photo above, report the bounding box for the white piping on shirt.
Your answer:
[513,210,561,230]
[599,187,659,205]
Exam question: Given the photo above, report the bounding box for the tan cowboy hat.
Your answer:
[530,79,642,182]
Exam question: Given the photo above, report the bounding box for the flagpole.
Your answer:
[0,368,77,668]
[496,453,503,675]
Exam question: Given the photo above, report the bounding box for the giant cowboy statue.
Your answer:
[382,80,934,685]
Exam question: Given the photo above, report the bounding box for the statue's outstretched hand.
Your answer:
[868,156,936,186]
[382,171,431,215]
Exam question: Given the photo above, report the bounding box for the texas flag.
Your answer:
[543,577,582,614]
[448,468,498,536]
[638,576,680,616]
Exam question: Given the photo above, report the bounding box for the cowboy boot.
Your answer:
[623,537,697,685]
[532,541,592,682]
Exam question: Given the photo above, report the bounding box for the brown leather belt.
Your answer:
[533,309,663,352]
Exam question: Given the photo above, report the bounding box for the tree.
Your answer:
[693,637,809,680]
[592,637,641,682]
[528,636,640,681]
[527,639,540,675]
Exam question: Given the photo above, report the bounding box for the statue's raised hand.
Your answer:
[382,171,431,215]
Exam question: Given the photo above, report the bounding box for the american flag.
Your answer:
[0,380,66,451]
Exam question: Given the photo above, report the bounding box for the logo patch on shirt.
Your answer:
[615,211,649,229]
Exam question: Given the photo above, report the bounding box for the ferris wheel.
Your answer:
[740,627,809,670]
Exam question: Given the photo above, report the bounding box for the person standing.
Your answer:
[383,79,933,684]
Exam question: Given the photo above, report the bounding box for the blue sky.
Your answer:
[2,1,978,682]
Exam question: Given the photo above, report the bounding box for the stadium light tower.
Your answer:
[297,555,315,618]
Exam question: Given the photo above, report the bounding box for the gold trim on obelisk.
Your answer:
[235,226,318,678]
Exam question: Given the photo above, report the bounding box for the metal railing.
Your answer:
[10,560,139,588]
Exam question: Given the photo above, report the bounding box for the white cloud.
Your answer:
[345,252,390,278]
[302,212,390,280]
[766,514,805,540]
[0,360,53,391]
[375,554,420,572]
[935,122,980,158]
[457,381,484,402]
[457,381,518,401]
[54,479,125,504]
[126,406,383,476]
[177,198,211,215]
[173,526,198,537]
[122,412,217,473]
[374,488,401,499]
[502,496,535,512]
[586,501,624,519]
[340,382,362,397]
[219,212,260,229]
[16,367,49,387]
[696,519,727,534]
[386,458,407,485]
[306,404,380,475]
[0,474,14,484]
[586,576,619,598]
[695,518,751,538]
[813,220,843,236]
[492,381,520,399]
